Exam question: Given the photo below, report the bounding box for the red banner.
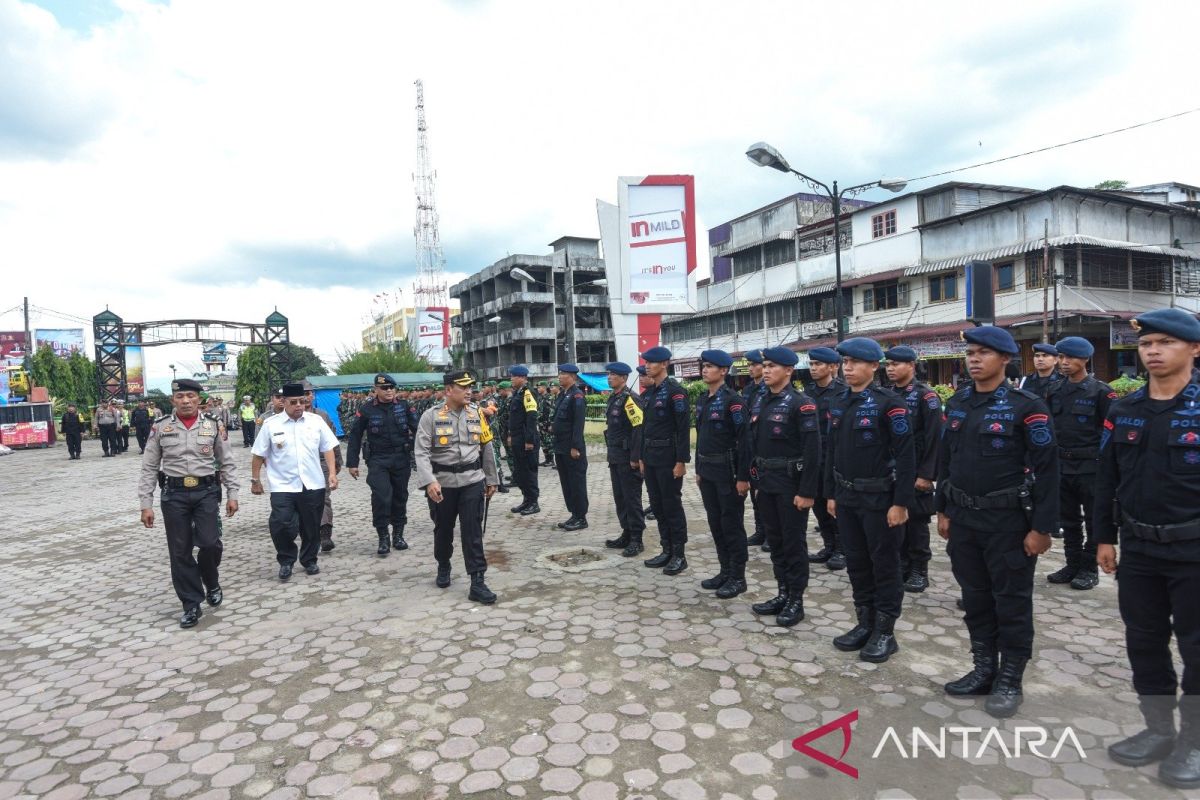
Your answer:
[1,421,49,447]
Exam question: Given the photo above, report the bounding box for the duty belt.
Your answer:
[1058,446,1099,460]
[1122,512,1200,544]
[755,456,803,471]
[432,458,483,474]
[832,469,894,493]
[166,474,216,489]
[944,480,1025,510]
[697,451,734,464]
[646,438,673,447]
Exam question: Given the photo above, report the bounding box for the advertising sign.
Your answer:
[412,307,450,367]
[0,331,26,366]
[125,347,145,396]
[616,176,697,315]
[202,342,229,364]
[34,328,85,358]
[0,421,49,447]
[1110,321,1139,349]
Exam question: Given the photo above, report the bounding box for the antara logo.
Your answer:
[630,219,683,238]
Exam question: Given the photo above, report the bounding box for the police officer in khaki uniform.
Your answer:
[95,401,120,457]
[139,378,239,629]
[414,370,500,603]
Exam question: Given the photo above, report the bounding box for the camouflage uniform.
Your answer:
[538,387,558,465]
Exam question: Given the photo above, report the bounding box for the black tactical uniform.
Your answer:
[695,384,752,598]
[826,385,915,661]
[1046,373,1116,588]
[1019,370,1064,399]
[552,379,589,528]
[742,378,768,549]
[638,375,691,573]
[60,408,83,459]
[131,405,153,453]
[807,375,847,567]
[604,380,646,555]
[346,380,420,555]
[747,384,821,626]
[507,380,541,513]
[891,379,943,591]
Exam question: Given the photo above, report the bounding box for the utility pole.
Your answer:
[563,248,577,364]
[1041,220,1049,343]
[22,296,31,372]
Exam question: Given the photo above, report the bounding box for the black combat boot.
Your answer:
[1159,705,1200,790]
[833,605,874,651]
[622,536,645,557]
[663,547,688,575]
[984,655,1028,718]
[376,530,390,557]
[510,500,530,513]
[392,529,408,551]
[700,554,728,590]
[752,584,788,616]
[775,587,805,628]
[320,525,335,552]
[716,566,747,599]
[944,640,998,696]
[644,545,672,569]
[747,530,765,547]
[1047,548,1080,584]
[1108,696,1176,767]
[860,612,899,663]
[644,506,656,521]
[1070,553,1099,590]
[809,546,833,563]
[826,549,846,570]
[606,531,631,550]
[468,572,497,605]
[435,563,452,588]
[904,567,929,593]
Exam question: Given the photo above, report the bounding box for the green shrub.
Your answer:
[1109,374,1146,397]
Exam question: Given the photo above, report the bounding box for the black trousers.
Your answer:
[161,484,222,609]
[429,480,487,573]
[758,490,809,592]
[555,452,589,518]
[698,476,748,571]
[1060,471,1097,570]
[98,423,116,454]
[366,453,411,533]
[1118,548,1200,698]
[838,503,905,618]
[749,487,764,536]
[269,489,325,567]
[511,443,540,505]
[644,465,687,549]
[241,421,256,447]
[900,515,933,574]
[64,432,82,457]
[119,425,130,451]
[609,461,645,539]
[812,496,838,550]
[135,426,152,452]
[948,521,1036,660]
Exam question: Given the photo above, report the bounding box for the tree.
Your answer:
[286,344,327,381]
[29,344,76,404]
[234,343,326,408]
[335,342,432,375]
[66,352,98,409]
[145,388,172,414]
[1093,180,1128,190]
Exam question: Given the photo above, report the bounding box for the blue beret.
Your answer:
[636,365,647,376]
[641,346,672,362]
[374,372,396,387]
[761,346,799,367]
[557,363,579,374]
[700,349,733,368]
[836,337,884,362]
[1032,343,1058,356]
[962,326,1018,355]
[508,365,530,377]
[744,349,763,364]
[883,346,917,363]
[807,347,842,365]
[1055,336,1094,359]
[1133,308,1200,342]
[605,362,632,375]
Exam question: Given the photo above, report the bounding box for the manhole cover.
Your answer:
[536,547,614,573]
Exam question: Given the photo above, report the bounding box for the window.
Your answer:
[710,313,735,336]
[736,307,763,331]
[1025,251,1048,289]
[665,318,705,341]
[763,239,794,268]
[1176,260,1200,295]
[798,227,852,258]
[1131,253,1171,292]
[928,272,958,302]
[862,280,910,312]
[732,249,761,277]
[994,262,1015,292]
[1081,250,1127,289]
[871,209,897,239]
[767,301,800,328]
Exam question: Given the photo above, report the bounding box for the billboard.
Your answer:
[202,342,228,364]
[34,328,85,358]
[616,176,697,314]
[0,331,26,366]
[126,347,145,396]
[411,307,450,367]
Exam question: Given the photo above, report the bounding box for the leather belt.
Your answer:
[646,438,673,447]
[755,456,802,470]
[697,451,733,464]
[944,480,1024,510]
[432,459,482,474]
[166,475,216,489]
[1122,512,1200,543]
[832,469,894,493]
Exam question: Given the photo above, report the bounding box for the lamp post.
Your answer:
[746,142,907,342]
[169,363,176,382]
[509,267,607,364]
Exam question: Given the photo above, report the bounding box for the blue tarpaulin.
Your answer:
[577,373,610,393]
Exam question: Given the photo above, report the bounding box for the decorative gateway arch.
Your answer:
[92,310,290,401]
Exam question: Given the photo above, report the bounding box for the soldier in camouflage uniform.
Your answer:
[539,383,558,466]
[495,381,515,479]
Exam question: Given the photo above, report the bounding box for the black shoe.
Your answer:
[776,595,805,628]
[206,586,223,607]
[644,549,671,568]
[1070,569,1099,590]
[809,546,833,563]
[903,570,929,593]
[435,564,451,589]
[564,517,589,532]
[497,484,509,493]
[469,572,497,605]
[304,563,320,575]
[860,613,899,663]
[826,551,846,571]
[1050,527,1063,539]
[622,540,645,557]
[833,606,874,651]
[1159,732,1200,790]
[1047,565,1077,584]
[1108,697,1177,767]
[700,572,728,590]
[320,527,335,552]
[761,540,771,553]
[956,597,964,611]
[663,554,687,575]
[752,589,788,616]
[557,517,575,529]
[606,533,631,549]
[180,606,202,628]
[747,531,765,547]
[377,533,390,557]
[392,532,408,551]
[715,576,747,599]
[944,640,997,696]
[278,564,292,581]
[644,507,656,521]
[520,503,541,516]
[984,656,1028,719]
[511,501,530,513]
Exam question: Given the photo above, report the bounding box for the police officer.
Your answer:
[1045,336,1116,590]
[602,362,646,556]
[747,347,821,626]
[507,365,541,515]
[95,400,120,457]
[806,347,847,570]
[1096,308,1200,787]
[414,370,500,603]
[936,326,1059,719]
[694,350,752,599]
[346,373,419,557]
[638,347,691,575]
[138,378,239,628]
[884,346,944,593]
[635,365,657,522]
[826,338,915,662]
[552,364,589,530]
[60,403,83,459]
[1019,342,1064,398]
[742,350,769,550]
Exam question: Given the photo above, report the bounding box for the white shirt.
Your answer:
[252,411,338,492]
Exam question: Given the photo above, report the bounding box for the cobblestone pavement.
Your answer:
[0,440,1190,799]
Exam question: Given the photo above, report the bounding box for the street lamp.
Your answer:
[746,141,907,342]
[169,363,176,381]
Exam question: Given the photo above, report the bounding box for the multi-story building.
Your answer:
[361,306,461,355]
[450,237,615,380]
[663,181,1200,384]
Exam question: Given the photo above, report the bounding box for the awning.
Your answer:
[578,373,610,392]
[906,235,1198,276]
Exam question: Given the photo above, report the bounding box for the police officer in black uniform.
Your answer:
[937,326,1059,719]
[1045,336,1116,590]
[884,345,944,593]
[552,364,589,531]
[806,347,847,570]
[601,362,646,556]
[635,365,657,522]
[1096,308,1200,788]
[637,347,691,575]
[346,373,420,556]
[826,338,915,663]
[748,347,821,627]
[506,365,541,516]
[1019,342,1064,398]
[694,350,752,599]
[742,349,769,550]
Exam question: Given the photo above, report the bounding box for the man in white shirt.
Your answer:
[251,383,340,580]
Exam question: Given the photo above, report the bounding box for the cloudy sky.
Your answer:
[3,0,1198,383]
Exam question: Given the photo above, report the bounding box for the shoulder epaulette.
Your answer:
[1009,387,1040,401]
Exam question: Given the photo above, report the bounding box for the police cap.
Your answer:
[443,370,476,387]
[1132,308,1200,342]
[883,345,917,363]
[640,346,672,363]
[509,365,529,377]
[557,363,580,374]
[700,349,733,368]
[374,372,397,387]
[605,362,632,375]
[1055,336,1094,359]
[744,349,763,364]
[172,378,203,394]
[961,326,1019,354]
[836,337,885,362]
[761,346,799,367]
[1032,343,1058,356]
[808,347,842,365]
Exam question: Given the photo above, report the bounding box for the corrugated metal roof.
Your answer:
[904,234,1198,276]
